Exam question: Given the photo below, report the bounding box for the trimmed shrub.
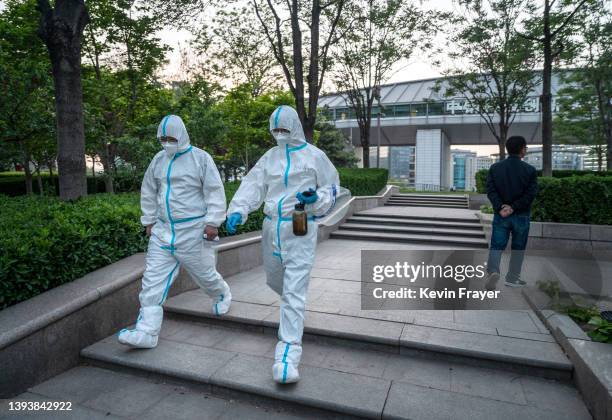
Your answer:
[339,168,388,196]
[0,193,147,309]
[476,168,611,194]
[531,175,612,225]
[475,169,488,194]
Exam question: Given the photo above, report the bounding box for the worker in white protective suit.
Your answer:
[118,114,231,349]
[226,105,342,384]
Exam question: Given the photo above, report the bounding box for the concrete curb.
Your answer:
[476,211,612,250]
[523,288,612,420]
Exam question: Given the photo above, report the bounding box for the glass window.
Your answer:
[410,103,427,117]
[427,102,444,116]
[336,108,349,120]
[394,104,410,117]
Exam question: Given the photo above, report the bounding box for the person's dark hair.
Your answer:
[506,136,526,155]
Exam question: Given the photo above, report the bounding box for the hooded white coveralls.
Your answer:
[227,106,340,382]
[118,115,231,348]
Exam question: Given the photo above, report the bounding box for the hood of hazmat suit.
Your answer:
[227,105,350,383]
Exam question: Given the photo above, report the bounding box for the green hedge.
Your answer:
[531,175,612,225]
[0,172,143,196]
[475,168,611,194]
[0,185,266,309]
[0,193,147,309]
[339,168,388,196]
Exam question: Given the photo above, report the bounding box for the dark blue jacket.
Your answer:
[486,155,538,216]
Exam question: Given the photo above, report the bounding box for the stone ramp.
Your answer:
[80,319,590,420]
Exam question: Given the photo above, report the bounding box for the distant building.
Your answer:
[389,146,416,186]
[452,149,477,191]
[579,146,608,171]
[476,156,494,172]
[492,145,584,170]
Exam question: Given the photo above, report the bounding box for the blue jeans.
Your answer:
[487,213,530,283]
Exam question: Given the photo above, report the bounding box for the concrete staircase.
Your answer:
[330,211,488,248]
[385,193,469,209]
[77,289,591,420]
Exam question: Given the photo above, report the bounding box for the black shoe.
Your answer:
[485,272,500,291]
[504,279,526,288]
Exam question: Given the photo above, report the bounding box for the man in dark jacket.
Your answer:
[485,136,537,290]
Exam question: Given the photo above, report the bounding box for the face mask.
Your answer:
[161,141,178,156]
[273,131,291,144]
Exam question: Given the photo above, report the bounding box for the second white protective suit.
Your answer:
[119,115,231,349]
[227,105,340,383]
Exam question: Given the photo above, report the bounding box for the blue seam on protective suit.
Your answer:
[274,106,283,128]
[284,142,308,187]
[275,195,286,262]
[174,214,205,224]
[118,309,142,336]
[162,115,171,136]
[214,293,224,316]
[288,143,308,152]
[159,261,180,305]
[164,146,193,254]
[282,343,290,383]
[284,144,290,187]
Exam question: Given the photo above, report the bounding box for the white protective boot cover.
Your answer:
[272,341,302,384]
[118,306,163,349]
[212,286,232,316]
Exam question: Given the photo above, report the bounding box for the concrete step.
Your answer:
[163,295,573,381]
[351,212,481,224]
[385,201,469,209]
[390,195,468,202]
[81,319,585,420]
[338,223,486,238]
[330,230,489,248]
[346,216,484,230]
[22,365,315,419]
[393,194,469,200]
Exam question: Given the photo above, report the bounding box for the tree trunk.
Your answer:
[47,161,55,194]
[540,0,553,177]
[498,124,507,161]
[99,152,114,194]
[362,146,370,168]
[23,163,33,195]
[37,0,90,200]
[90,156,97,193]
[36,167,44,195]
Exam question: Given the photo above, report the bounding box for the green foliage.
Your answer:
[478,168,612,224]
[587,316,612,343]
[314,120,358,168]
[338,168,388,196]
[480,204,493,214]
[436,0,539,160]
[0,193,147,309]
[475,168,612,194]
[475,169,488,194]
[566,306,612,344]
[531,175,612,225]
